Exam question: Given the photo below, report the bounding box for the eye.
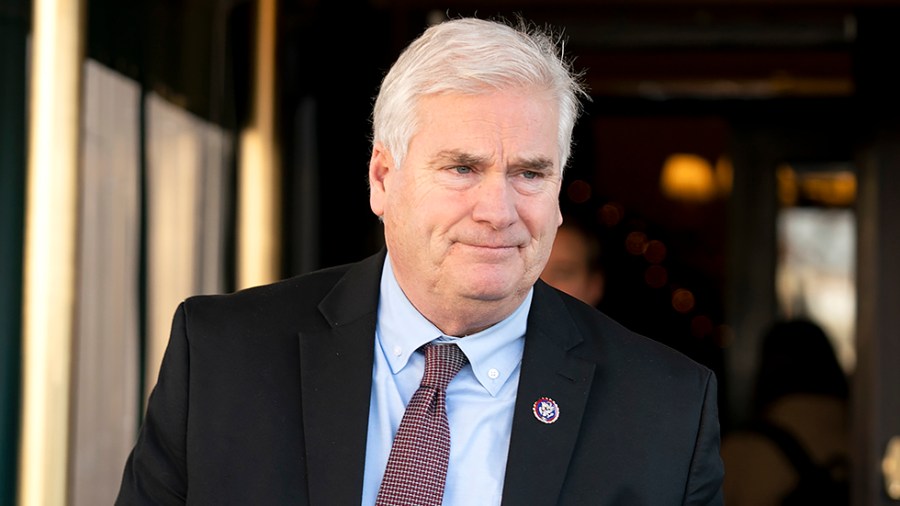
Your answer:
[522,170,540,180]
[453,166,473,174]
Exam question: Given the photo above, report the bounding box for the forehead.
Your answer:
[409,91,560,165]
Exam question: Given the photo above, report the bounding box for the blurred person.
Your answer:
[721,318,850,505]
[540,216,605,307]
[116,15,724,505]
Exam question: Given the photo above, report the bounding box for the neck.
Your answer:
[412,292,527,337]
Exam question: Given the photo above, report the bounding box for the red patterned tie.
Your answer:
[376,343,469,506]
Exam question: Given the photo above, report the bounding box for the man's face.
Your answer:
[369,90,563,330]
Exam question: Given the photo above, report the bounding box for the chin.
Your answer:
[458,276,526,303]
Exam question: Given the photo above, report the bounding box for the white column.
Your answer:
[19,0,85,504]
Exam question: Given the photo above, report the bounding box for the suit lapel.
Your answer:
[502,281,598,505]
[298,251,385,506]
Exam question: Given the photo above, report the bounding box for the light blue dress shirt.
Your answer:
[361,254,530,506]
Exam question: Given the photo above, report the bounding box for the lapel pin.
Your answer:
[532,397,560,424]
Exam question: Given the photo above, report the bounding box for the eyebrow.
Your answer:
[516,157,555,172]
[432,150,490,167]
[432,149,556,172]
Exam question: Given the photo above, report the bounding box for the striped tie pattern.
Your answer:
[376,343,469,506]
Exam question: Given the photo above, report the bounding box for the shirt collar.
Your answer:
[377,253,530,396]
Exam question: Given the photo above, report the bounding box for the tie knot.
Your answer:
[421,343,468,390]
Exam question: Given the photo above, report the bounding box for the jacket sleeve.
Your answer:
[115,302,190,505]
[684,370,725,505]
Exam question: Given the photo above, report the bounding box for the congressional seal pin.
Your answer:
[532,397,560,424]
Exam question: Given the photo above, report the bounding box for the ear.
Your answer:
[369,142,394,217]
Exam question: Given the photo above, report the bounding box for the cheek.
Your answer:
[521,198,562,238]
[384,175,424,222]
[388,191,441,243]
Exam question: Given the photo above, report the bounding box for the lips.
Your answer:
[453,234,527,249]
[455,240,524,250]
[451,242,524,262]
[465,243,518,249]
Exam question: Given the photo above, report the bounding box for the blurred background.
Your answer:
[2,0,899,504]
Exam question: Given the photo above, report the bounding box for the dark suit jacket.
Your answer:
[116,249,724,505]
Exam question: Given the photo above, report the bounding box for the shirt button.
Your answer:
[392,346,402,357]
[488,368,500,379]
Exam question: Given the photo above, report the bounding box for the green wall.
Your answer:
[0,1,29,503]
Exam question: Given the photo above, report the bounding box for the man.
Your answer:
[541,217,605,307]
[117,16,724,505]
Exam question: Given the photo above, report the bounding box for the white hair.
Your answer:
[371,16,589,170]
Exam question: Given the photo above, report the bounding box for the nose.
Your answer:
[471,173,517,230]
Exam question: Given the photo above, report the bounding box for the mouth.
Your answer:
[453,241,523,256]
[467,243,517,249]
[456,238,522,249]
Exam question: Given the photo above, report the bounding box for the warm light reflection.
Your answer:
[625,231,649,255]
[599,202,624,226]
[777,164,856,208]
[715,155,733,195]
[777,164,798,206]
[672,288,696,313]
[660,153,716,203]
[801,171,856,207]
[566,179,592,204]
[237,0,280,289]
[884,436,900,500]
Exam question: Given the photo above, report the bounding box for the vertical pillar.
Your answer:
[852,9,900,505]
[237,0,280,289]
[723,126,779,428]
[18,0,85,504]
[854,130,900,506]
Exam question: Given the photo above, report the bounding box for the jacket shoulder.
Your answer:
[547,282,714,381]
[180,252,383,333]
